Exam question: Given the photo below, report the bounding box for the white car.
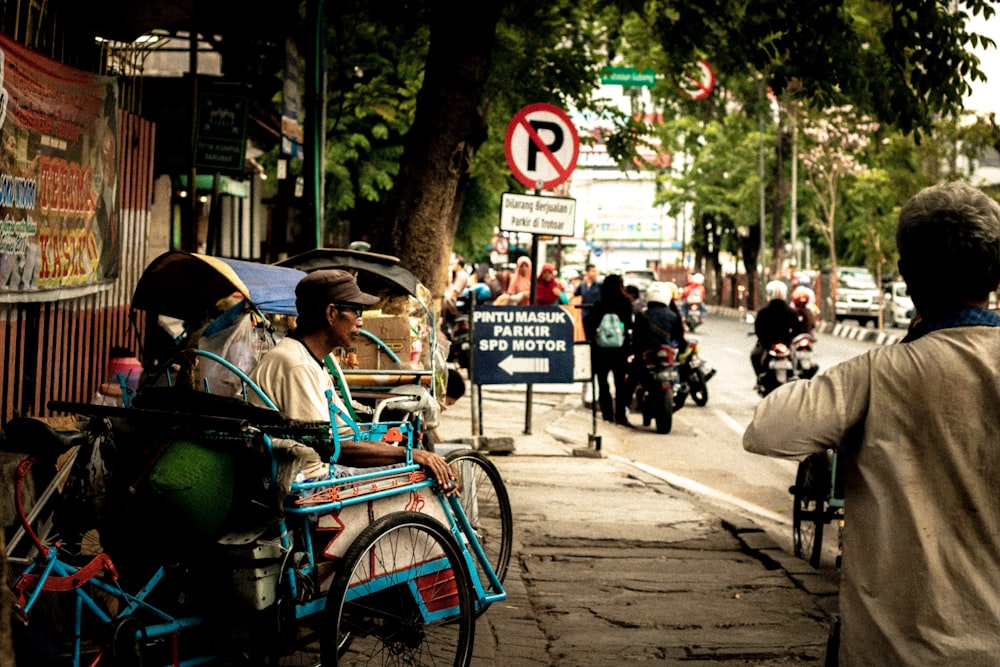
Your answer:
[622,269,657,292]
[884,281,914,328]
[834,267,882,326]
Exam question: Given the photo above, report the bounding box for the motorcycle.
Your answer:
[684,299,705,333]
[755,340,794,396]
[755,333,821,397]
[631,345,681,434]
[791,332,818,380]
[446,283,490,369]
[673,339,716,409]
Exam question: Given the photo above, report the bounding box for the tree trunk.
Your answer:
[741,226,762,311]
[372,0,503,303]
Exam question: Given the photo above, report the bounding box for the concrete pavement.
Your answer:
[435,384,840,666]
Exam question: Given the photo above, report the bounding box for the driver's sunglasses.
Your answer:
[335,304,364,318]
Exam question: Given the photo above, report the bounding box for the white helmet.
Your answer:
[646,281,674,305]
[795,273,811,288]
[766,280,788,301]
[691,273,704,285]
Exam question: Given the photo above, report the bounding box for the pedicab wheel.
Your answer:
[445,450,513,590]
[689,369,709,407]
[321,511,475,667]
[792,454,827,568]
[655,386,673,434]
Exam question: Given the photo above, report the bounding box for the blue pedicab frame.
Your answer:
[5,251,508,666]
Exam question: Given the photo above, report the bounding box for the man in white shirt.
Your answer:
[250,269,455,489]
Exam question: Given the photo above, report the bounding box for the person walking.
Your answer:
[583,274,634,427]
[574,263,602,321]
[744,182,1000,666]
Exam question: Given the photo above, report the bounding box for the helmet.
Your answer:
[665,281,679,299]
[691,273,704,285]
[646,281,674,305]
[795,273,811,288]
[766,280,788,301]
[791,286,810,307]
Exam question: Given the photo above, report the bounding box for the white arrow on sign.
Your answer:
[498,355,550,376]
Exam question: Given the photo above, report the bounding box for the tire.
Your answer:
[673,387,688,411]
[688,369,709,407]
[635,388,652,426]
[444,450,513,598]
[321,511,475,666]
[654,386,673,434]
[791,455,828,568]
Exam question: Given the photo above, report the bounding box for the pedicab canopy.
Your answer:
[132,250,305,323]
[275,248,430,318]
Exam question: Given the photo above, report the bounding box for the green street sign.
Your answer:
[600,67,656,87]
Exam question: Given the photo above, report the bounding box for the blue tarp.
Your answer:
[217,256,304,316]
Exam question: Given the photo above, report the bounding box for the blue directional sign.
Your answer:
[471,306,575,385]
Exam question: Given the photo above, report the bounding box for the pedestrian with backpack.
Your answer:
[583,274,634,427]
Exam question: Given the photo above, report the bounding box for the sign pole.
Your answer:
[503,102,581,436]
[523,185,543,434]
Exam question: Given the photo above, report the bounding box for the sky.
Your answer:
[964,11,999,115]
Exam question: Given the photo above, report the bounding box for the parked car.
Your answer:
[883,281,914,328]
[834,267,882,326]
[622,268,657,293]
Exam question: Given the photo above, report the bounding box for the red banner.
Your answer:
[0,33,120,296]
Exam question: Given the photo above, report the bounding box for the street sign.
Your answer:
[471,306,575,385]
[504,103,580,190]
[600,66,656,87]
[195,90,250,172]
[499,192,576,237]
[680,60,715,101]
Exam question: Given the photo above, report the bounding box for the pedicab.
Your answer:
[275,247,513,589]
[4,249,508,666]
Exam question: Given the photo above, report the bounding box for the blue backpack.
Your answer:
[596,312,625,348]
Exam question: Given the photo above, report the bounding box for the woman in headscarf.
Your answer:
[535,263,565,306]
[495,256,532,305]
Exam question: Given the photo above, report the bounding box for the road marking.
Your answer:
[610,454,791,527]
[713,408,747,436]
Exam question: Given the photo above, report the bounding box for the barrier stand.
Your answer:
[573,342,603,458]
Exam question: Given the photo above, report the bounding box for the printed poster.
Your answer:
[0,32,120,296]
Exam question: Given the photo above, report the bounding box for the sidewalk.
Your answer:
[436,386,839,666]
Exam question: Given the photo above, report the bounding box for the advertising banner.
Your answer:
[0,33,120,296]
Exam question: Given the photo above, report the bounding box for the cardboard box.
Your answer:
[350,316,412,369]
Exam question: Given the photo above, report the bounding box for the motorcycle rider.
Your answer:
[791,286,818,334]
[680,273,706,326]
[750,280,799,378]
[626,281,688,405]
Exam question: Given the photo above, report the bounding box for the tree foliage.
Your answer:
[302,0,996,300]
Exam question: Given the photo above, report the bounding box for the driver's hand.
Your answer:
[412,449,459,496]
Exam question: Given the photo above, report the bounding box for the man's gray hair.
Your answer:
[897,182,1000,315]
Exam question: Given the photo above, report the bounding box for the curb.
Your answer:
[709,305,904,345]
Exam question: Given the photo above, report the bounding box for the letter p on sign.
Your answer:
[504,103,580,191]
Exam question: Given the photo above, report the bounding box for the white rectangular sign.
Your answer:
[499,193,576,237]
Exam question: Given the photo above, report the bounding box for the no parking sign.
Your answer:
[504,103,580,190]
[680,60,715,101]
